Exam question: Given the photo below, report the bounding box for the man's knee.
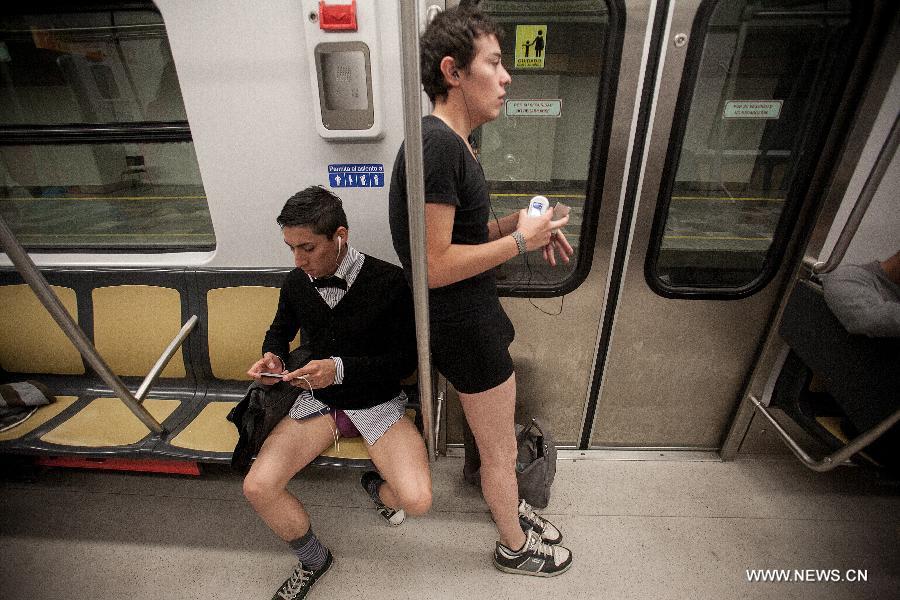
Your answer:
[398,482,432,516]
[243,471,279,507]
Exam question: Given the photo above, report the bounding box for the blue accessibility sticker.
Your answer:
[328,164,385,188]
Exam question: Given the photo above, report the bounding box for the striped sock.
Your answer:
[288,527,329,571]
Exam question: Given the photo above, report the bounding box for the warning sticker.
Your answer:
[328,164,384,188]
[506,99,561,117]
[514,25,547,69]
[723,100,783,119]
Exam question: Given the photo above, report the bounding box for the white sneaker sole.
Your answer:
[492,558,573,578]
[378,507,405,526]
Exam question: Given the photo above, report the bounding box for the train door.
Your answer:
[582,0,894,451]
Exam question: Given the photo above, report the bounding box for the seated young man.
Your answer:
[243,185,432,600]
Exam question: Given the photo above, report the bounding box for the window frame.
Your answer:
[643,0,873,300]
[0,0,208,253]
[490,0,625,299]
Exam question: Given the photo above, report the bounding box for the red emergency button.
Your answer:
[319,0,357,31]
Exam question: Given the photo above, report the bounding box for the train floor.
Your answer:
[1,454,898,600]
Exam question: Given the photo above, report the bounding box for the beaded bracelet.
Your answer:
[511,231,527,255]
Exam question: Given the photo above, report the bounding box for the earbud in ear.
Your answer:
[453,71,459,79]
[336,236,342,254]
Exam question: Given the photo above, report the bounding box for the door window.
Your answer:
[647,0,867,294]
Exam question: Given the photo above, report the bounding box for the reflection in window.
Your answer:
[476,0,610,292]
[0,143,212,250]
[0,4,212,252]
[0,9,186,125]
[652,0,862,290]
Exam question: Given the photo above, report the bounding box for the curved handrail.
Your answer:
[135,315,199,402]
[807,112,900,275]
[749,395,900,472]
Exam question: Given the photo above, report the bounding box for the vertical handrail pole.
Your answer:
[0,216,164,434]
[398,0,435,460]
[808,112,900,274]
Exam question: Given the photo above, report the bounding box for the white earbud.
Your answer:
[332,235,343,271]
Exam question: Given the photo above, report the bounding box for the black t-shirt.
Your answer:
[389,115,497,320]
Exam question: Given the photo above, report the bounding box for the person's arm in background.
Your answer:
[822,265,900,337]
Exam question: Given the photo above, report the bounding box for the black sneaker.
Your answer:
[494,528,572,577]
[271,552,333,600]
[360,470,405,526]
[518,499,563,545]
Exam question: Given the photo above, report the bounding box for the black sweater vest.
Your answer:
[262,255,416,410]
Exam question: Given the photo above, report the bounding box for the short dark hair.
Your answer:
[420,5,503,103]
[276,185,348,236]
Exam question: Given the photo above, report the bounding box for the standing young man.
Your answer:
[244,186,432,599]
[388,5,574,577]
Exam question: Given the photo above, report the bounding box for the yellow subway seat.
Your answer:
[40,397,179,447]
[169,401,239,452]
[93,285,185,378]
[0,285,83,375]
[319,436,372,460]
[206,286,299,380]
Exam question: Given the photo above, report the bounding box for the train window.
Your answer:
[647,0,868,296]
[474,0,617,296]
[0,8,185,125]
[0,2,214,252]
[0,142,212,250]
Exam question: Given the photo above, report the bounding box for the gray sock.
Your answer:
[288,527,329,571]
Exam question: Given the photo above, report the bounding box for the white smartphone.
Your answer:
[528,195,550,216]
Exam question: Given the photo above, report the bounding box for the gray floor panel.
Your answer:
[1,456,898,600]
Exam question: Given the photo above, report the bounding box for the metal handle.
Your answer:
[398,0,436,461]
[749,395,900,472]
[806,112,900,275]
[135,315,199,402]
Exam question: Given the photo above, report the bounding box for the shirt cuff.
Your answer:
[331,356,344,385]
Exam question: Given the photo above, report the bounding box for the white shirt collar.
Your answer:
[306,245,362,283]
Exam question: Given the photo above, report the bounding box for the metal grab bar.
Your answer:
[749,395,900,472]
[135,315,198,401]
[806,112,900,275]
[398,1,436,461]
[0,215,197,435]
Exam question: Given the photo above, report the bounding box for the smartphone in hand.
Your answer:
[552,202,570,234]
